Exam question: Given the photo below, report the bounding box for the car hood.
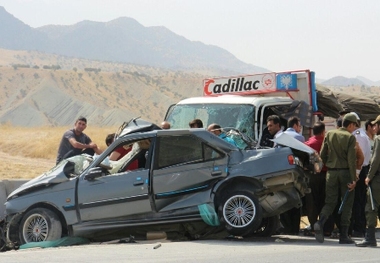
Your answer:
[7,162,70,199]
[271,133,314,154]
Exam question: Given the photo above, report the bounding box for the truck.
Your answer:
[164,69,320,147]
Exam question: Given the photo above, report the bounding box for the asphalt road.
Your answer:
[1,235,379,263]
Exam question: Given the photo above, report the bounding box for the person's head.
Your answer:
[105,133,115,147]
[371,115,380,135]
[287,116,302,133]
[266,115,281,135]
[207,123,222,135]
[342,113,359,133]
[365,119,376,134]
[336,117,343,128]
[313,122,325,136]
[74,116,87,133]
[160,121,171,129]
[349,112,360,128]
[189,119,203,128]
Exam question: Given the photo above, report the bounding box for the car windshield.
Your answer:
[166,103,255,139]
[52,155,92,176]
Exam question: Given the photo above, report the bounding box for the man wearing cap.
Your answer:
[314,113,358,244]
[356,129,380,247]
[349,113,371,237]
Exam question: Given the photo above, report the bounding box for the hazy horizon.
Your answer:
[1,0,380,81]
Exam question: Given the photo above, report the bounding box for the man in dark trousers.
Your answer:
[304,122,334,236]
[314,113,358,244]
[356,132,380,247]
[349,113,371,237]
[279,116,304,235]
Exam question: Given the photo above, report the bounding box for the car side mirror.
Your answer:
[84,167,104,181]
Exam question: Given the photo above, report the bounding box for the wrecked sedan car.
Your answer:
[1,119,316,248]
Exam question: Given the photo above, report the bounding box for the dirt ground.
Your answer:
[0,150,55,179]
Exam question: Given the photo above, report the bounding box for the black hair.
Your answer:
[365,119,375,131]
[336,117,342,128]
[189,119,203,128]
[313,122,325,135]
[266,115,281,125]
[342,119,355,128]
[105,133,115,146]
[76,116,87,123]
[287,116,300,128]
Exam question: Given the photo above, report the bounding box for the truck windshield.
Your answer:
[166,104,255,139]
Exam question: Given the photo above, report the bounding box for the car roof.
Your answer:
[117,119,238,152]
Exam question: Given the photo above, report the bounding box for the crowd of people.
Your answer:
[265,111,380,247]
[56,113,380,247]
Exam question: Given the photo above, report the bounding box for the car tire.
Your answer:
[19,208,62,244]
[249,216,279,237]
[218,190,262,236]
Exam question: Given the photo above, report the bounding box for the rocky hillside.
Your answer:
[0,49,207,127]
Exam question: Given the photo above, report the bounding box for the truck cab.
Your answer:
[165,69,320,147]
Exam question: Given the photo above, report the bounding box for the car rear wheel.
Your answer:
[19,208,62,244]
[218,190,262,236]
[249,216,279,237]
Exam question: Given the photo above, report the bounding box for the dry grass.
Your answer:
[0,124,117,179]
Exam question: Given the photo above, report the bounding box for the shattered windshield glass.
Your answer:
[166,103,255,139]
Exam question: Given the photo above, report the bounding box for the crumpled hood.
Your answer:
[7,163,70,199]
[271,133,315,154]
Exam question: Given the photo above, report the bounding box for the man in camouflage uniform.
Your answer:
[356,133,380,247]
[314,113,358,244]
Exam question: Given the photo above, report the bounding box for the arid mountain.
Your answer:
[0,49,208,127]
[0,48,379,127]
[0,6,267,76]
[321,76,367,87]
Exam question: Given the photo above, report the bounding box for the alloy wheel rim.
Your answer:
[22,213,49,243]
[223,195,256,228]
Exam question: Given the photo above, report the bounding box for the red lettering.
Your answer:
[203,79,215,95]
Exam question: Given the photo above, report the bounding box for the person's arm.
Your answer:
[68,137,97,150]
[367,137,380,183]
[109,149,122,161]
[319,134,328,165]
[355,142,364,170]
[348,136,357,182]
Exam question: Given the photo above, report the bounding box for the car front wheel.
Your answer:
[218,190,262,236]
[19,208,62,244]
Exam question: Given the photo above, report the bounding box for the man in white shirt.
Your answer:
[283,116,305,143]
[350,112,371,237]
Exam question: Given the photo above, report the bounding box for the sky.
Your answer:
[1,0,380,81]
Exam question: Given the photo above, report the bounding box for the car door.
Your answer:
[76,137,154,222]
[152,134,229,212]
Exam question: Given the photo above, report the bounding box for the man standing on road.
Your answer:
[356,133,380,247]
[280,116,305,235]
[56,116,102,164]
[314,113,358,244]
[304,122,334,236]
[349,113,371,238]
